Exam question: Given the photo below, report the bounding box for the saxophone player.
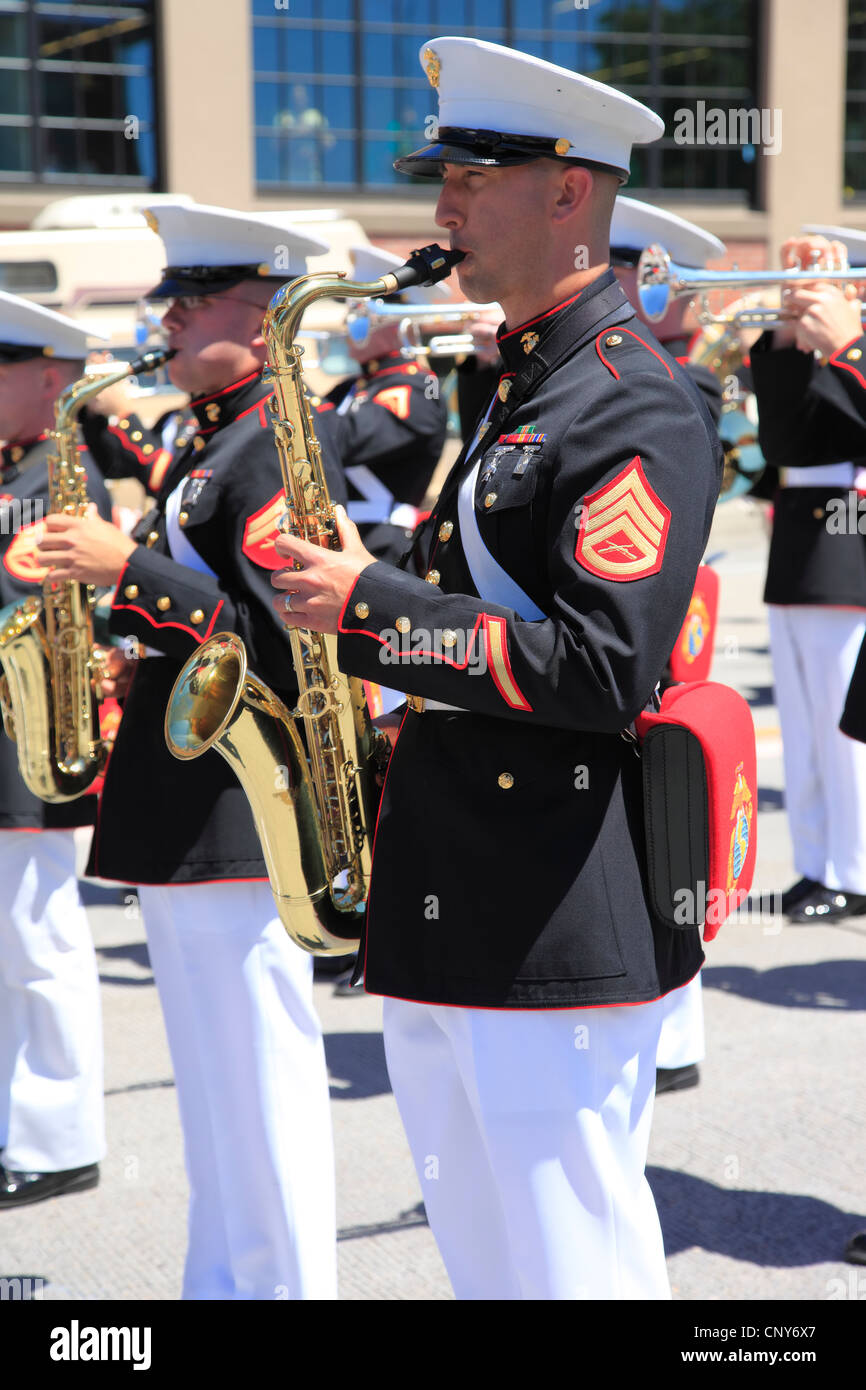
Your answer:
[36,204,347,1300]
[0,294,112,1208]
[271,38,722,1299]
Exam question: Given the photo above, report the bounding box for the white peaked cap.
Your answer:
[395,36,663,181]
[801,225,866,266]
[143,201,331,296]
[0,289,105,360]
[350,244,451,304]
[611,196,725,267]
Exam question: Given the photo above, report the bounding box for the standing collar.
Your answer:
[495,269,624,372]
[189,369,270,430]
[1,432,49,480]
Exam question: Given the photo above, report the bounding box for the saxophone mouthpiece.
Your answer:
[128,346,178,375]
[386,243,465,294]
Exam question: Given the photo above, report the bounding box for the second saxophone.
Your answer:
[164,245,462,954]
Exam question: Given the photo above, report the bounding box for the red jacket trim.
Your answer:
[482,613,532,711]
[829,337,866,390]
[595,328,675,381]
[111,598,224,643]
[499,290,584,341]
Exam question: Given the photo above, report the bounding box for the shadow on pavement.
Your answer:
[703,961,866,1011]
[338,1201,427,1242]
[325,1031,391,1100]
[648,1165,862,1268]
[95,940,153,986]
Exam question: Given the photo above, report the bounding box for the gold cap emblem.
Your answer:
[143,209,159,234]
[423,47,440,89]
[555,138,571,156]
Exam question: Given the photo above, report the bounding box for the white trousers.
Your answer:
[383,995,670,1300]
[656,974,705,1069]
[0,830,104,1172]
[768,605,866,892]
[138,881,336,1301]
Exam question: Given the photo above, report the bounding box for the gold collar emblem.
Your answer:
[521,332,539,355]
[205,402,220,423]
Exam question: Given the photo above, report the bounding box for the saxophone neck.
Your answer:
[52,346,177,434]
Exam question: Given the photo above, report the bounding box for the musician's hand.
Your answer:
[83,351,138,419]
[271,505,377,635]
[97,644,136,700]
[36,507,136,585]
[775,235,850,349]
[467,310,503,365]
[784,284,863,357]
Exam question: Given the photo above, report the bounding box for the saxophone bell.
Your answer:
[164,245,459,953]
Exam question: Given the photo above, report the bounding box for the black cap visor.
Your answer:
[0,342,54,363]
[394,127,628,183]
[146,263,286,300]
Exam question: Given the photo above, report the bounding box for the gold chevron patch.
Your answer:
[575,457,670,582]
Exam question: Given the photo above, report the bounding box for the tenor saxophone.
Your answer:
[0,347,175,801]
[164,244,462,954]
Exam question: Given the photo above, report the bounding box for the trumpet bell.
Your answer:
[637,243,674,322]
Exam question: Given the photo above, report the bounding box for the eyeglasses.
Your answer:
[166,293,265,312]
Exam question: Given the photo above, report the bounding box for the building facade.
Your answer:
[0,0,860,267]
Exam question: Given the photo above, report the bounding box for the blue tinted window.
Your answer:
[4,1,157,183]
[254,0,759,198]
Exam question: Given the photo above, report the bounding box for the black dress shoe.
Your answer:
[0,1162,99,1208]
[787,886,866,924]
[780,876,821,913]
[313,953,357,980]
[333,967,365,997]
[845,1230,866,1265]
[655,1063,700,1094]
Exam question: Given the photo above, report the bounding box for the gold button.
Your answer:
[156,596,171,611]
[118,418,129,429]
[146,530,159,547]
[484,492,497,509]
[123,584,139,599]
[847,347,863,361]
[131,430,142,441]
[354,601,370,619]
[438,520,454,541]
[396,616,411,634]
[442,629,457,648]
[176,437,189,448]
[178,510,189,526]
[10,445,23,463]
[142,443,154,455]
[497,379,511,402]
[189,609,204,625]
[813,507,825,519]
[425,569,441,584]
[192,435,205,452]
[605,333,623,347]
[498,772,514,789]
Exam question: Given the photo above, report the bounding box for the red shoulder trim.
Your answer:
[595,328,675,381]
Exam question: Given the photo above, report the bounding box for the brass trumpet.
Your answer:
[638,242,866,329]
[346,298,500,358]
